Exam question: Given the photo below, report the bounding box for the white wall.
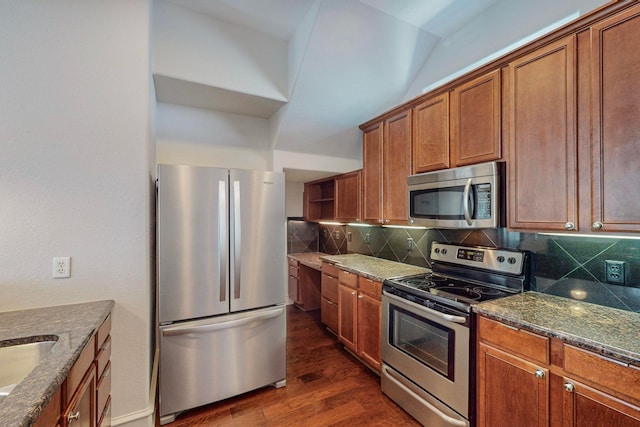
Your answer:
[156,103,271,170]
[0,1,153,426]
[153,0,288,101]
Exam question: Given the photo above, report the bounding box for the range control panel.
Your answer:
[430,243,525,275]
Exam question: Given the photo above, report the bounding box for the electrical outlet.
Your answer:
[53,257,71,279]
[365,233,371,244]
[407,237,414,251]
[347,232,352,242]
[333,230,340,240]
[605,260,625,284]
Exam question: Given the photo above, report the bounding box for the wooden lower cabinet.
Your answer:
[35,313,112,427]
[477,315,640,427]
[320,262,339,333]
[335,268,381,372]
[289,258,320,312]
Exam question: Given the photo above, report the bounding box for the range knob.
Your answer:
[497,256,505,263]
[434,248,440,254]
[508,257,517,264]
[441,248,448,255]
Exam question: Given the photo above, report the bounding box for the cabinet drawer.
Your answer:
[288,258,298,268]
[563,344,640,405]
[478,316,549,365]
[322,262,339,278]
[96,314,111,352]
[358,276,381,299]
[96,361,111,421]
[339,269,357,288]
[321,273,339,302]
[321,297,339,333]
[98,396,111,427]
[288,264,299,279]
[66,335,95,404]
[96,335,111,378]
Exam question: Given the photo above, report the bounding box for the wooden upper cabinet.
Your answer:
[450,69,502,167]
[362,122,384,224]
[335,170,361,222]
[412,93,449,173]
[383,110,412,224]
[507,35,578,232]
[590,5,640,233]
[304,177,335,222]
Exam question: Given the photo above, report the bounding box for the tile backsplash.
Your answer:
[314,223,640,313]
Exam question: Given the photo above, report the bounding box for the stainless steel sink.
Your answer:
[0,340,57,403]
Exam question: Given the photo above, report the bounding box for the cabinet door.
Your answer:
[562,378,640,427]
[338,284,357,351]
[335,170,361,222]
[590,5,640,232]
[450,70,501,167]
[362,122,384,224]
[413,93,449,173]
[63,365,96,427]
[356,292,381,372]
[383,110,412,224]
[477,343,549,427]
[507,35,578,232]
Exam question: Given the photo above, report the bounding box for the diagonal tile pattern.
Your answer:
[288,221,640,313]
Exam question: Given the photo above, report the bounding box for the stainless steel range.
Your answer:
[381,242,531,427]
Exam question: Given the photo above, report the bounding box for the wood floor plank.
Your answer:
[162,305,420,426]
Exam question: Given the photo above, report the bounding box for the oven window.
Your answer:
[389,304,455,380]
[410,185,483,220]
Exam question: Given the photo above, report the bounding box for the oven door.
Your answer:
[381,291,470,419]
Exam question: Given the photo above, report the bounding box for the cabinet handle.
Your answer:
[534,369,545,379]
[68,411,81,423]
[592,221,604,230]
[564,382,575,393]
[326,300,334,305]
[564,222,575,231]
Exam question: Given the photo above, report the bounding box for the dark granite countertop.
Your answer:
[0,300,114,426]
[320,253,430,282]
[474,292,640,365]
[288,252,326,270]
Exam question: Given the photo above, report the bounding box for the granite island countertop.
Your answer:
[320,253,430,282]
[0,300,114,426]
[474,292,640,365]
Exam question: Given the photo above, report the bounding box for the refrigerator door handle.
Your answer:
[218,180,227,302]
[233,180,242,299]
[161,306,284,336]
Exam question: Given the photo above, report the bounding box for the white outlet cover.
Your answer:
[53,256,71,279]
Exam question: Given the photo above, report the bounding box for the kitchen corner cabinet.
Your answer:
[477,316,640,427]
[507,35,578,232]
[362,110,411,225]
[335,170,361,222]
[336,268,381,372]
[450,69,502,167]
[412,93,449,173]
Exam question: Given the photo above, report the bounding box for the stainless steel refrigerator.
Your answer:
[157,164,286,424]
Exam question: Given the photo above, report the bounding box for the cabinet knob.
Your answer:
[385,219,390,224]
[68,411,81,423]
[351,291,356,296]
[378,219,383,224]
[592,221,604,230]
[564,222,575,231]
[534,369,545,379]
[564,382,575,393]
[358,294,363,299]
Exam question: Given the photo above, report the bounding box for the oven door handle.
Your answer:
[384,291,468,324]
[382,365,469,427]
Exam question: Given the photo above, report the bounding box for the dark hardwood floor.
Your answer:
[163,305,420,426]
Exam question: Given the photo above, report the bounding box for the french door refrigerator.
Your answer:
[157,164,286,424]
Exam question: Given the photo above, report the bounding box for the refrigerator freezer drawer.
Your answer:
[159,305,286,419]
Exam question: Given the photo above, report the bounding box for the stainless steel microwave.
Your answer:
[407,161,504,229]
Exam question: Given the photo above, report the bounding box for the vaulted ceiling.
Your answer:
[155,0,608,174]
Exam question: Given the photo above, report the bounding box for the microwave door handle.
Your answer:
[463,178,473,226]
